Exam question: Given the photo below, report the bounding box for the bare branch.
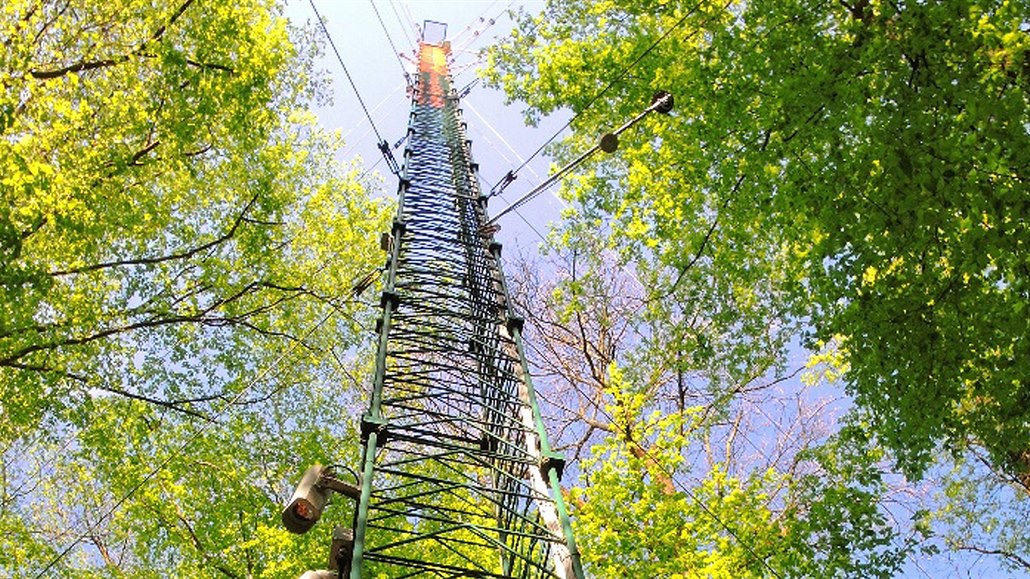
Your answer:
[955,545,1030,572]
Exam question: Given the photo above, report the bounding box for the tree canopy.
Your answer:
[486,0,1030,482]
[1,0,389,575]
[486,0,1029,575]
[3,0,1028,576]
[507,239,920,578]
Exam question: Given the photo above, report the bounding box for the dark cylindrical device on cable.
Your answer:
[282,464,329,534]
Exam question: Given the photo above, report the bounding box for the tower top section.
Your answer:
[416,33,452,109]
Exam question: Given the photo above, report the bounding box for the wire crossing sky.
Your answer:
[286,0,567,251]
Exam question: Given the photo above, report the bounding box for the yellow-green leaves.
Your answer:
[487,0,1030,482]
[486,0,1030,573]
[572,418,910,578]
[1,1,389,576]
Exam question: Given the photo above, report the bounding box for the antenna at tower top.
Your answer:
[421,20,447,44]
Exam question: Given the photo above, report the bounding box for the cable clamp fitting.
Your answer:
[378,140,401,176]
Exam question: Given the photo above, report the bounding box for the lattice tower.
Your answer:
[347,37,584,579]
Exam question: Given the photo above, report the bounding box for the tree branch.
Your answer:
[129,140,161,166]
[49,193,260,276]
[29,0,198,80]
[29,57,127,80]
[165,499,242,579]
[150,0,197,43]
[0,360,214,421]
[956,545,1030,572]
[184,58,234,74]
[628,441,677,496]
[656,174,744,300]
[91,383,215,422]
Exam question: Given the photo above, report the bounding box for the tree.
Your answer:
[928,446,1030,574]
[569,419,917,578]
[503,236,918,577]
[1,1,390,575]
[485,0,1030,482]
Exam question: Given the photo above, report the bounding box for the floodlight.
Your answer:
[282,465,329,534]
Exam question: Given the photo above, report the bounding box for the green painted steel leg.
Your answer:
[350,431,379,579]
[549,467,585,579]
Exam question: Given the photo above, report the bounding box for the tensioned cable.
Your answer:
[464,100,552,243]
[527,333,788,579]
[388,0,416,48]
[309,0,382,143]
[466,97,658,299]
[490,0,711,195]
[30,253,390,573]
[343,80,407,155]
[645,440,785,579]
[5,429,80,506]
[451,0,502,42]
[522,327,787,579]
[449,2,514,82]
[465,100,546,185]
[452,0,512,55]
[369,0,411,84]
[480,4,890,572]
[309,0,399,175]
[496,247,785,577]
[486,90,673,225]
[449,0,501,45]
[401,2,421,43]
[9,216,386,514]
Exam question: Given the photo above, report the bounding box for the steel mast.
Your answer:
[348,25,584,579]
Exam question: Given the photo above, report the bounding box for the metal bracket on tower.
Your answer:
[541,452,566,480]
[360,413,389,443]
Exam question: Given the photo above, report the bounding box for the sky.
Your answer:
[281,3,1026,578]
[284,0,569,255]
